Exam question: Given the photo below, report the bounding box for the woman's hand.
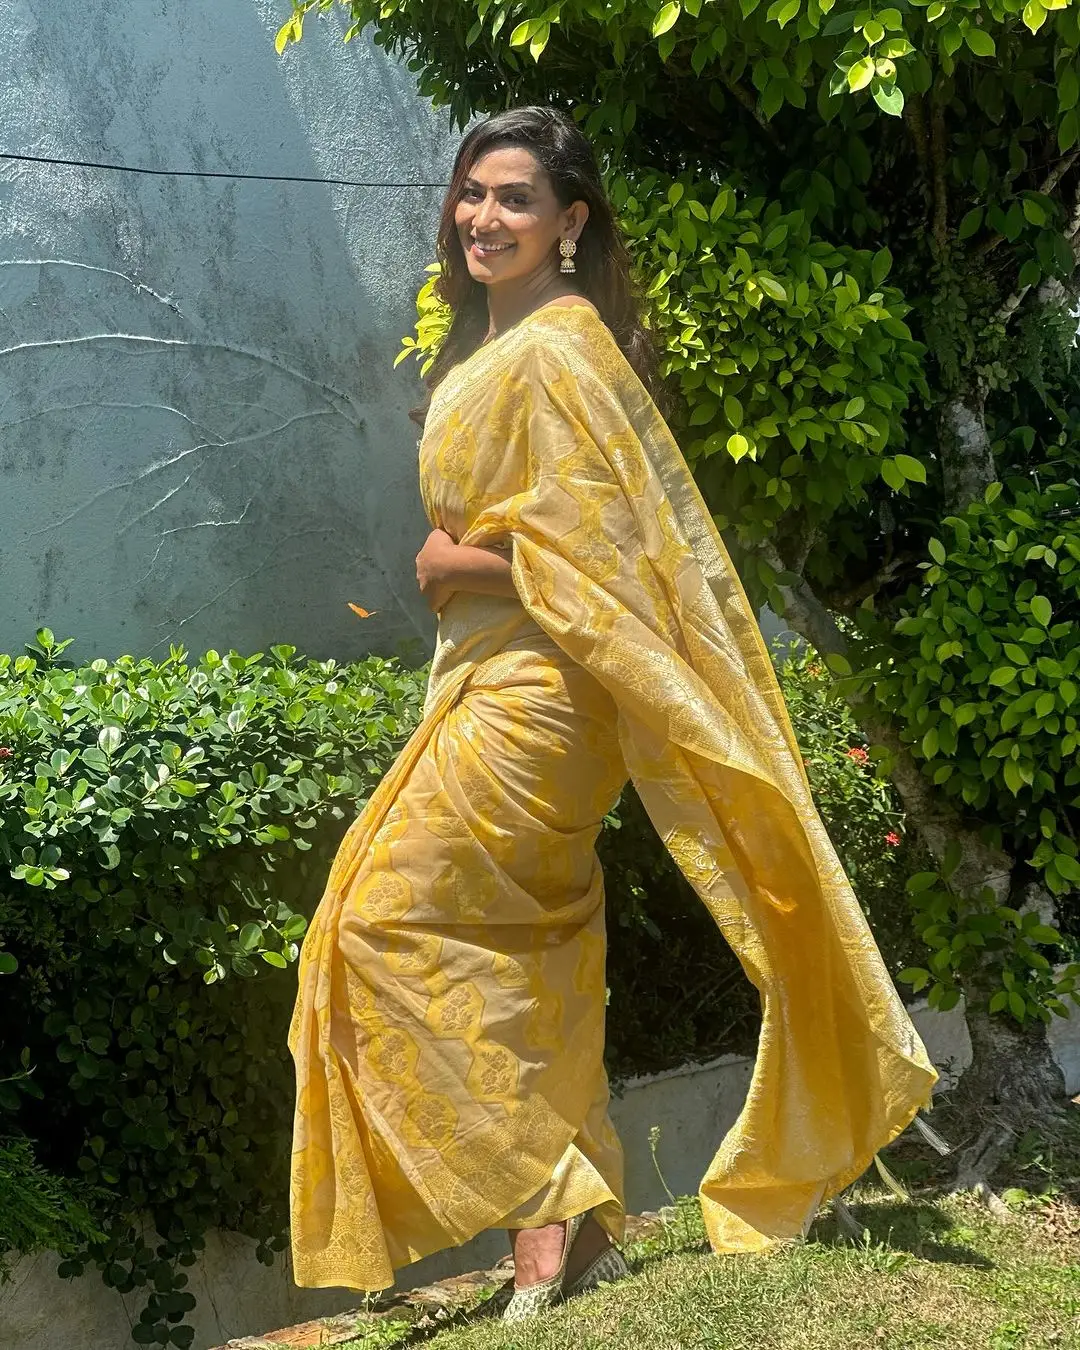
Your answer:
[415,529,519,614]
[415,528,460,614]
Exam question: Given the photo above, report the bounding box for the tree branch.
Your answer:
[719,72,784,147]
[903,93,931,174]
[1040,145,1080,198]
[994,150,1080,325]
[758,541,848,657]
[830,550,921,611]
[931,90,949,251]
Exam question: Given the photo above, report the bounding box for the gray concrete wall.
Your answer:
[0,0,453,663]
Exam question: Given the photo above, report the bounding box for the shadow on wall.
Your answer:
[0,0,456,663]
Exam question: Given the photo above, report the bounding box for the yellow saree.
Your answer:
[289,302,937,1292]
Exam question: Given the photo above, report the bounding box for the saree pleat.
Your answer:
[289,304,937,1291]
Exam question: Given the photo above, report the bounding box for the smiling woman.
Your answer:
[288,105,936,1327]
[455,146,588,325]
[417,108,664,414]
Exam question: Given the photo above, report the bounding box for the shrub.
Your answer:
[0,632,913,1339]
[0,1134,104,1282]
[0,633,425,1347]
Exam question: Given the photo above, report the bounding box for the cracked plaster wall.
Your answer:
[0,0,454,661]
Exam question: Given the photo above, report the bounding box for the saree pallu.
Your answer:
[289,303,937,1292]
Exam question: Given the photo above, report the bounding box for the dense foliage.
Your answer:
[280,0,1080,1070]
[1,633,910,1336]
[0,1135,103,1281]
[0,634,424,1346]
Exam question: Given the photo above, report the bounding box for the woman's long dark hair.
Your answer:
[419,106,663,418]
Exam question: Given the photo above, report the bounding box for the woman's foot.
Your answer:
[509,1215,612,1289]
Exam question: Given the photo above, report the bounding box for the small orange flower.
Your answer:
[885,832,901,847]
[846,746,869,765]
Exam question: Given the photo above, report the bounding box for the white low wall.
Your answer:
[3,1001,1077,1350]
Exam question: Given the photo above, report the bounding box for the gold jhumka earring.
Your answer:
[559,238,577,274]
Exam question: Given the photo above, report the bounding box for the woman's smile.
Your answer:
[470,238,515,258]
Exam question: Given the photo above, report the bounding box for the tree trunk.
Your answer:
[940,389,995,515]
[962,1000,1066,1115]
[949,999,1067,1198]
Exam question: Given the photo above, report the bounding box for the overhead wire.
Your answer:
[0,149,449,190]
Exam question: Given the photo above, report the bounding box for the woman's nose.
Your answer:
[472,193,500,232]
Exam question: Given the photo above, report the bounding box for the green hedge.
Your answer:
[0,633,425,1347]
[0,631,915,1343]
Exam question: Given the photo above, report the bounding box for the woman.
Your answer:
[289,106,937,1321]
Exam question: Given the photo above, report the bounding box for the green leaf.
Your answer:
[274,13,302,54]
[899,967,930,993]
[1023,0,1047,32]
[872,83,905,116]
[238,923,261,952]
[1055,854,1080,882]
[98,726,122,755]
[1030,595,1052,627]
[895,455,926,484]
[964,27,995,57]
[0,952,17,975]
[529,22,551,60]
[260,950,289,969]
[1008,990,1026,1020]
[726,433,750,462]
[928,537,946,564]
[758,275,788,301]
[957,206,984,240]
[848,57,875,92]
[652,1,682,36]
[1023,195,1048,226]
[881,458,905,491]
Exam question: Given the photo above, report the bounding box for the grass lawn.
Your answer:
[339,1108,1080,1350]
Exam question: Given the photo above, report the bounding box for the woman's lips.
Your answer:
[470,240,514,258]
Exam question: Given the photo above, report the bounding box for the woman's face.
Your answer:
[454,146,587,287]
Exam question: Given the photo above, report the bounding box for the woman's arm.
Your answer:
[415,528,517,613]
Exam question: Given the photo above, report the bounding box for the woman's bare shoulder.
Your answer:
[542,294,601,318]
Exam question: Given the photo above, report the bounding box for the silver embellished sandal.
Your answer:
[501,1209,589,1324]
[563,1242,629,1299]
